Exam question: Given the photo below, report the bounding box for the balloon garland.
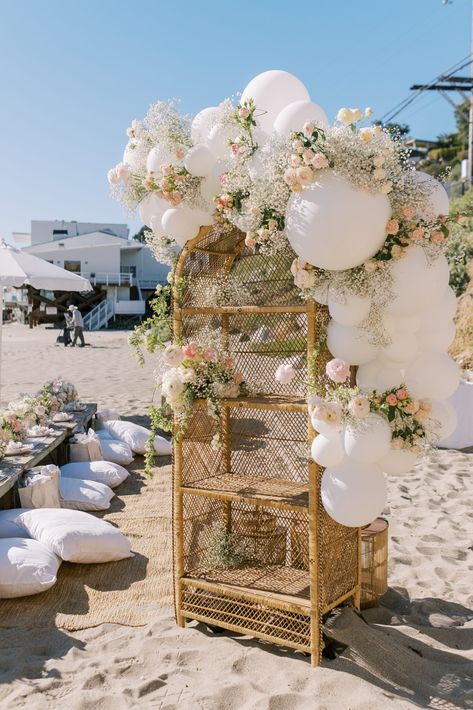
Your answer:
[109,70,462,527]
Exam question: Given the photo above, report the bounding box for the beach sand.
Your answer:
[1,323,472,709]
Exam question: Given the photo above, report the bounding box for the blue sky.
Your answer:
[0,0,470,242]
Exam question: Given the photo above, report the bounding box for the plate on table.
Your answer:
[53,413,75,423]
[5,443,35,456]
[26,426,56,438]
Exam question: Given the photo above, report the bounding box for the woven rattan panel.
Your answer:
[181,585,311,651]
[182,494,310,595]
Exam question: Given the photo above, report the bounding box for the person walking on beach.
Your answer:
[62,311,73,347]
[69,305,86,347]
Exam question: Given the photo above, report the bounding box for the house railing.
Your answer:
[83,299,115,331]
[79,271,133,287]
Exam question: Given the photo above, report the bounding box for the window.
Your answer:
[53,229,68,237]
[64,260,81,273]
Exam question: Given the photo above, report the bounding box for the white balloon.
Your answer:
[344,414,392,463]
[310,412,342,439]
[420,287,457,327]
[356,360,382,391]
[311,435,345,467]
[161,208,200,247]
[200,161,227,206]
[379,448,419,475]
[150,214,165,238]
[381,331,419,364]
[191,106,219,144]
[413,171,450,220]
[328,292,372,327]
[138,193,168,228]
[241,70,310,134]
[312,282,329,305]
[273,100,328,136]
[184,144,216,177]
[375,364,404,391]
[146,145,175,174]
[386,247,446,316]
[321,460,387,527]
[392,314,421,334]
[417,320,456,351]
[404,352,460,400]
[327,320,378,365]
[123,143,142,171]
[186,207,214,227]
[425,399,458,442]
[207,124,234,160]
[285,174,391,270]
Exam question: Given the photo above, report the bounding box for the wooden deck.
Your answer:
[0,403,97,503]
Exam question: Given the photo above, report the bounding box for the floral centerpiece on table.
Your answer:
[157,337,248,449]
[41,379,78,413]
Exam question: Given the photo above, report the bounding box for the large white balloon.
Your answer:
[310,411,343,439]
[344,414,392,463]
[123,143,142,171]
[328,292,372,327]
[379,448,419,476]
[200,161,227,206]
[146,145,175,174]
[327,321,378,365]
[420,287,457,327]
[321,461,387,527]
[425,399,458,442]
[285,174,391,270]
[138,193,168,228]
[240,70,310,134]
[184,144,216,177]
[381,331,419,364]
[386,247,446,316]
[161,208,200,247]
[207,124,234,160]
[356,360,382,391]
[311,435,345,467]
[191,106,219,144]
[391,314,421,334]
[404,351,460,400]
[186,207,214,227]
[375,363,404,391]
[273,100,328,136]
[413,171,450,220]
[417,320,456,352]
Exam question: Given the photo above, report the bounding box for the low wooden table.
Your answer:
[0,403,97,507]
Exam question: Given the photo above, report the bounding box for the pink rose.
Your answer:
[296,166,314,185]
[230,143,241,156]
[302,149,315,165]
[294,268,316,289]
[396,388,408,400]
[204,348,217,362]
[325,358,350,383]
[284,168,298,185]
[431,230,445,244]
[386,393,398,406]
[168,192,182,206]
[411,227,424,241]
[245,234,256,248]
[303,121,315,135]
[238,106,251,119]
[312,153,329,170]
[182,342,198,358]
[233,372,244,385]
[385,219,399,235]
[275,363,296,385]
[224,357,234,370]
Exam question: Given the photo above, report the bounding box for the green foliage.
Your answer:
[132,226,147,243]
[144,403,172,475]
[446,191,473,296]
[205,523,248,568]
[129,284,172,365]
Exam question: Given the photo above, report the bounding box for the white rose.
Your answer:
[365,107,373,118]
[177,366,196,384]
[296,166,314,185]
[351,108,362,121]
[359,127,373,143]
[294,268,316,289]
[290,154,302,167]
[161,370,186,401]
[163,344,185,367]
[275,363,296,385]
[337,107,354,124]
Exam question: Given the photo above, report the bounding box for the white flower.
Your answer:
[373,155,385,168]
[312,401,342,428]
[365,107,373,118]
[303,121,315,136]
[107,168,120,185]
[359,127,373,143]
[275,363,296,385]
[296,166,314,185]
[161,369,186,402]
[294,268,316,289]
[163,344,185,367]
[380,181,393,194]
[290,154,302,167]
[348,395,370,419]
[351,108,362,122]
[177,366,196,384]
[337,107,354,124]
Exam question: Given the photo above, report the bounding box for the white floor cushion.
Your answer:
[95,429,113,440]
[60,478,115,511]
[60,461,129,489]
[0,538,61,598]
[0,509,31,539]
[104,420,172,456]
[99,438,134,466]
[15,509,133,563]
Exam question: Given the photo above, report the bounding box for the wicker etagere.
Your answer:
[172,224,361,666]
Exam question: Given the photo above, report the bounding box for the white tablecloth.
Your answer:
[438,380,473,449]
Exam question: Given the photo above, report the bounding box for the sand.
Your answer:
[1,323,473,709]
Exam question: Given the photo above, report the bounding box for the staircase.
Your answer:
[83,299,115,331]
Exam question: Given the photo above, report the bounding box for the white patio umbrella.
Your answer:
[0,239,92,401]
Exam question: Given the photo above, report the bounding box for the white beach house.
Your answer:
[11,220,168,329]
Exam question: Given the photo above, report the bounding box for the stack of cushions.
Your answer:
[0,509,132,598]
[60,477,115,511]
[102,420,172,456]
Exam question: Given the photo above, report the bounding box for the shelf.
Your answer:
[182,473,309,510]
[221,395,308,412]
[183,564,310,608]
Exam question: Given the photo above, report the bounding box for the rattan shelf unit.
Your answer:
[172,224,361,666]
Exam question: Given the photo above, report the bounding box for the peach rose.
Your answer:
[386,394,398,406]
[385,219,399,235]
[396,388,408,400]
[411,227,424,241]
[431,230,445,244]
[402,205,416,219]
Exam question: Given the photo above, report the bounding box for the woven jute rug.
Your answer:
[0,459,174,631]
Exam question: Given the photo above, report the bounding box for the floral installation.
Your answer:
[156,334,249,449]
[284,122,330,192]
[229,99,259,157]
[308,357,430,451]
